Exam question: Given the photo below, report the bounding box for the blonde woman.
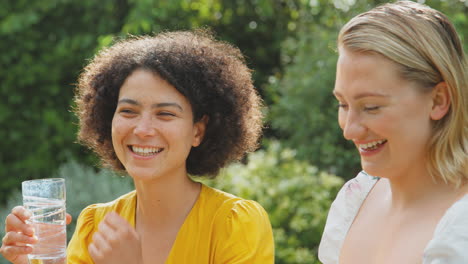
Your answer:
[319,1,468,263]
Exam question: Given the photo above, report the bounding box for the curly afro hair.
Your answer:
[74,30,263,177]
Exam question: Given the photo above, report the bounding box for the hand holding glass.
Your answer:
[22,178,67,264]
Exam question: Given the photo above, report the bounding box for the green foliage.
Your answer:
[267,0,364,179]
[0,0,129,203]
[205,141,343,263]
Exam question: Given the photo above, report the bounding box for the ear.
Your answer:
[430,82,451,121]
[192,115,209,147]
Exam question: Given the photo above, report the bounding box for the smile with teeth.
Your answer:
[130,146,163,156]
[358,139,387,151]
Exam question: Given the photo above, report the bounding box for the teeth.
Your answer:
[359,140,386,150]
[131,146,162,156]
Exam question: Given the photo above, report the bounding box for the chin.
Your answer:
[126,168,160,181]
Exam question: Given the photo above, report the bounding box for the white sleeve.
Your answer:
[423,195,468,264]
[318,172,379,264]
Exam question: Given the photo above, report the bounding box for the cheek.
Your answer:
[372,121,394,137]
[167,123,198,149]
[368,112,419,143]
[111,117,129,148]
[392,103,433,139]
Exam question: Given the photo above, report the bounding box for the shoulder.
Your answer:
[318,171,379,264]
[201,185,274,262]
[327,171,379,218]
[202,185,271,226]
[324,171,379,225]
[423,195,468,263]
[341,171,380,200]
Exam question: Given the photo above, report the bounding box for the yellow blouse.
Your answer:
[67,184,274,263]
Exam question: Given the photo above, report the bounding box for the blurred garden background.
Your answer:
[1,0,467,263]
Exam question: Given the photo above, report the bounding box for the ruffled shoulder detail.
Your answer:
[227,199,272,245]
[318,171,379,264]
[67,205,99,263]
[212,197,274,263]
[423,195,468,263]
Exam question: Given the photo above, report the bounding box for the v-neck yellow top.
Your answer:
[67,184,274,263]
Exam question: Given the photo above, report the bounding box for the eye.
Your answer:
[157,111,177,120]
[117,108,137,116]
[364,106,380,112]
[337,103,348,110]
[158,112,176,116]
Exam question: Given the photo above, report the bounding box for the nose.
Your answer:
[133,115,156,138]
[340,110,366,141]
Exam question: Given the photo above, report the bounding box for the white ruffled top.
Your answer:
[318,171,468,264]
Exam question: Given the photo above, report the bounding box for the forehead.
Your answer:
[119,69,188,102]
[334,48,407,96]
[337,48,402,80]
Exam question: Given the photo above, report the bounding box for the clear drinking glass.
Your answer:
[22,178,66,264]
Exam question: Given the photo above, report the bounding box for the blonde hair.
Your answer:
[338,1,468,186]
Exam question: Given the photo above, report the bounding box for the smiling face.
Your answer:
[333,48,436,179]
[111,69,206,182]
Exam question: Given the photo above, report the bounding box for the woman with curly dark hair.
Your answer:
[1,30,274,264]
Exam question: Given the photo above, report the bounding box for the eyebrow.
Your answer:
[117,98,184,111]
[333,90,389,100]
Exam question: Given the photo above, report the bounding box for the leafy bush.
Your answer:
[0,0,129,203]
[267,0,370,179]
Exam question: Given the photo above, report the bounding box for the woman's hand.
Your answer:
[0,206,36,264]
[89,212,143,264]
[0,206,72,264]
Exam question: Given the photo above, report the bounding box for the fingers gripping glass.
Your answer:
[22,178,67,264]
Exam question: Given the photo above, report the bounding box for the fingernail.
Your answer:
[29,236,38,243]
[24,210,32,218]
[26,228,35,235]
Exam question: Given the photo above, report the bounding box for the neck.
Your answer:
[133,172,201,228]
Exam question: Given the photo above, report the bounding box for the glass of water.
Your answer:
[22,178,66,264]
